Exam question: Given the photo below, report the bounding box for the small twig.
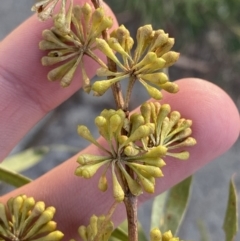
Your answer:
[124,76,136,110]
[124,189,138,241]
[91,0,125,110]
[93,201,119,241]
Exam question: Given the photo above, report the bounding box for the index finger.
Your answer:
[0,1,118,160]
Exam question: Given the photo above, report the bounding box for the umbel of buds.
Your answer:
[70,215,114,241]
[92,25,179,100]
[150,228,184,241]
[37,1,179,102]
[0,195,64,241]
[75,102,196,202]
[39,2,113,90]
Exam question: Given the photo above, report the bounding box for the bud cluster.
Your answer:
[150,228,184,241]
[0,195,63,241]
[75,102,196,201]
[70,215,114,241]
[92,24,179,100]
[39,2,113,90]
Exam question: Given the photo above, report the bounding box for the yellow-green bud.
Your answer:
[98,173,108,192]
[166,151,190,160]
[78,226,88,241]
[135,24,153,61]
[162,230,173,241]
[150,228,162,241]
[117,135,128,144]
[140,72,168,85]
[155,38,175,57]
[96,67,119,77]
[92,7,104,27]
[127,163,163,178]
[41,30,68,48]
[47,58,77,82]
[142,146,168,158]
[92,75,127,96]
[112,168,124,202]
[110,114,123,133]
[137,58,166,74]
[137,173,155,193]
[77,154,109,165]
[77,125,97,144]
[35,221,57,236]
[124,145,139,157]
[150,30,169,51]
[119,164,143,196]
[124,124,153,146]
[161,51,180,68]
[159,82,179,93]
[60,56,81,87]
[31,230,64,241]
[130,113,145,134]
[75,161,108,178]
[142,157,166,168]
[139,79,163,100]
[107,37,131,59]
[89,215,98,237]
[81,3,92,27]
[95,38,125,69]
[134,52,157,70]
[140,102,151,123]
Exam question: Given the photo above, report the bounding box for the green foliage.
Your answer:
[106,0,240,52]
[0,167,31,187]
[1,147,49,172]
[111,220,148,241]
[223,177,238,241]
[151,176,192,235]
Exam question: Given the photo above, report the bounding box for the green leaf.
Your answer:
[151,176,193,235]
[111,226,128,241]
[111,219,148,241]
[0,166,32,187]
[138,221,148,241]
[197,219,211,241]
[1,147,49,172]
[223,177,238,241]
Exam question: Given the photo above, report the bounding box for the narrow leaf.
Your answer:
[151,191,168,229]
[197,220,211,241]
[151,176,192,235]
[138,221,148,241]
[223,177,238,241]
[1,147,49,172]
[0,166,32,187]
[111,220,128,241]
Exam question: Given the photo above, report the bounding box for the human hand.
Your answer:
[0,0,239,240]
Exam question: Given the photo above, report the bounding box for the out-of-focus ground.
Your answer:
[0,1,240,241]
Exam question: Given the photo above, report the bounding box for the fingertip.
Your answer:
[164,78,239,164]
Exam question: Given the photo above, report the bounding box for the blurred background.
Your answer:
[0,0,240,240]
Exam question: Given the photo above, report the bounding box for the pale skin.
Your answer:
[0,0,239,240]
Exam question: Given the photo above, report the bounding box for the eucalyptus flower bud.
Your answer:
[161,51,180,68]
[150,228,162,241]
[112,167,125,202]
[98,173,108,192]
[162,230,173,241]
[139,79,163,100]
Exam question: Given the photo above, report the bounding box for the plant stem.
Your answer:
[124,190,138,241]
[124,76,136,110]
[91,0,125,110]
[91,2,138,241]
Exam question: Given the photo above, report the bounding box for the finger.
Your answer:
[0,0,118,160]
[1,78,239,239]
